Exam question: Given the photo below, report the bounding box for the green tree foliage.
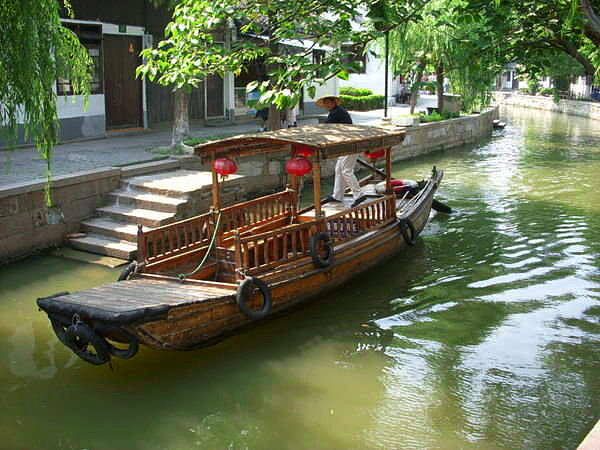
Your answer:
[138,0,363,134]
[460,0,599,83]
[137,0,429,136]
[386,0,500,112]
[1,0,91,204]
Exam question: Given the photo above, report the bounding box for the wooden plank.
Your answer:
[313,161,322,218]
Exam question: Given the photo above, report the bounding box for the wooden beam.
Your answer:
[385,146,392,195]
[211,152,221,211]
[312,160,322,218]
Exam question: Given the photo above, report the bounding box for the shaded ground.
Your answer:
[0,97,436,187]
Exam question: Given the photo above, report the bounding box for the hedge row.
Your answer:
[339,94,385,111]
[339,86,373,97]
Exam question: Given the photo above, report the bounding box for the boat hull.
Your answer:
[132,173,438,351]
[37,169,442,361]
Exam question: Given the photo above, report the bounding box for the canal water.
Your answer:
[1,106,599,449]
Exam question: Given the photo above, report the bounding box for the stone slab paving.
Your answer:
[0,99,433,188]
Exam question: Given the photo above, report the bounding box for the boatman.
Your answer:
[316,95,367,207]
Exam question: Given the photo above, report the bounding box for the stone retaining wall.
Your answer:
[495,92,600,121]
[0,106,497,264]
[0,168,120,263]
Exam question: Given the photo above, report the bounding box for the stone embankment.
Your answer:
[495,91,600,121]
[0,107,497,263]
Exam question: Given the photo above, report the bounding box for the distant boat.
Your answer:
[37,124,443,366]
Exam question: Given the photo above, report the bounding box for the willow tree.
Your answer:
[388,0,455,113]
[1,0,91,204]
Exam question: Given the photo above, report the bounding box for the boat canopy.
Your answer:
[194,124,406,160]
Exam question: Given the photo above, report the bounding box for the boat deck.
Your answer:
[38,278,235,324]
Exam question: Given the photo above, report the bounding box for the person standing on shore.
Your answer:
[316,96,366,207]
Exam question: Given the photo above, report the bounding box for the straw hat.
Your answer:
[315,95,342,109]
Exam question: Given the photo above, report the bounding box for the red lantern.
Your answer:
[364,149,385,160]
[294,144,314,157]
[285,157,313,176]
[214,157,237,176]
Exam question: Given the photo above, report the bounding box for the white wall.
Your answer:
[56,94,105,119]
[338,52,394,99]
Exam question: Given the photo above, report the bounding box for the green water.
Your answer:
[1,106,599,449]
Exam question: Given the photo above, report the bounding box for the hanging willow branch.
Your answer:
[0,0,92,206]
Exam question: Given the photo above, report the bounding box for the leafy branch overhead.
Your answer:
[137,0,431,111]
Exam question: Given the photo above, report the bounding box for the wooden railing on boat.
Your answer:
[138,212,213,264]
[235,194,396,275]
[220,190,295,234]
[137,190,296,264]
[325,195,396,242]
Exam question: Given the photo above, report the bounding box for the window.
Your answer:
[341,44,366,74]
[57,22,103,95]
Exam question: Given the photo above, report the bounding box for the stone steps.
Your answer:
[121,170,216,196]
[107,189,187,214]
[96,205,174,228]
[80,218,151,241]
[67,168,244,261]
[68,234,138,260]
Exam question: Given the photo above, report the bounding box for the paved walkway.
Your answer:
[0,98,436,187]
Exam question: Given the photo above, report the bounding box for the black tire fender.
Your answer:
[87,323,140,360]
[399,218,417,246]
[236,277,272,320]
[310,232,334,268]
[106,330,139,360]
[49,317,71,347]
[118,262,137,281]
[64,321,111,365]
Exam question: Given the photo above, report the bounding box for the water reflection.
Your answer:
[1,106,599,449]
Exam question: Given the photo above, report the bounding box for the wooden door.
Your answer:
[103,35,143,129]
[206,74,224,118]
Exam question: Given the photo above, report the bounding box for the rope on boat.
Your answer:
[177,210,222,281]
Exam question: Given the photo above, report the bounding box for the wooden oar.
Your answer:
[356,158,452,214]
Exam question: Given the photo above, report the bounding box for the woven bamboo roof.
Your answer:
[194,124,406,160]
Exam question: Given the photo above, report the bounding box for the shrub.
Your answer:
[417,109,460,123]
[339,87,373,97]
[527,78,540,96]
[420,81,437,94]
[539,88,553,96]
[339,94,385,111]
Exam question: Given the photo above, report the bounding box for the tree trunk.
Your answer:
[171,89,190,148]
[267,105,281,131]
[581,0,600,46]
[409,62,426,115]
[436,63,444,113]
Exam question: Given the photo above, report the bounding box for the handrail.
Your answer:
[325,195,395,243]
[137,191,295,264]
[237,221,317,274]
[138,212,212,263]
[220,190,295,234]
[236,194,397,274]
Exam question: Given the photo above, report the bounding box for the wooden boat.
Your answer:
[37,124,443,365]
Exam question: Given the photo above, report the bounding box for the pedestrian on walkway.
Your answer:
[316,96,366,207]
